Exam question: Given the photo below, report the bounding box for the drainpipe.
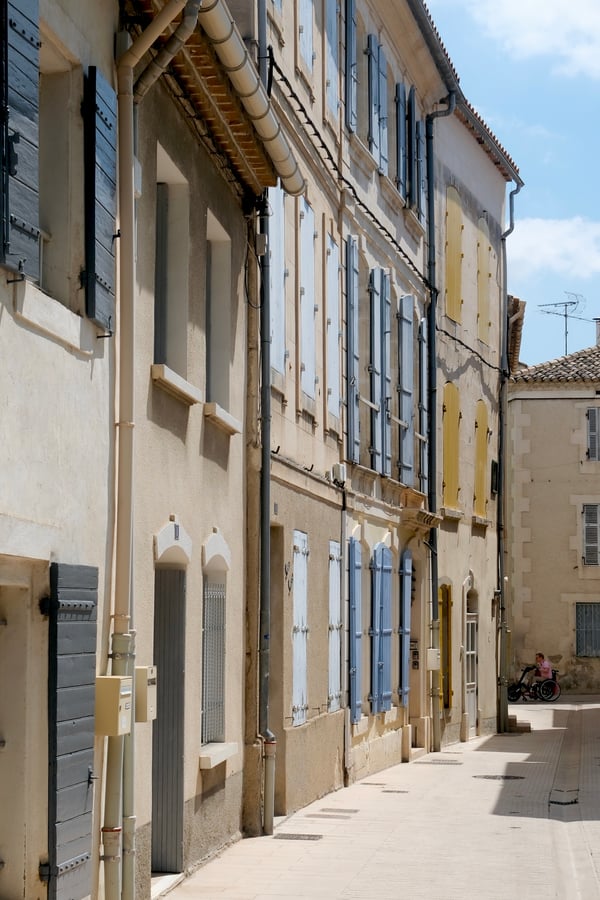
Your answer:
[425,92,456,753]
[498,179,522,733]
[103,4,190,899]
[257,0,276,836]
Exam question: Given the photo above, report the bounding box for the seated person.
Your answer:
[527,651,553,688]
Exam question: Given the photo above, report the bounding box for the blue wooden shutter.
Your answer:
[345,0,357,132]
[45,563,98,900]
[369,269,382,471]
[395,82,407,198]
[326,233,341,418]
[367,34,379,161]
[370,544,392,712]
[2,0,40,278]
[292,531,309,725]
[418,317,429,495]
[348,537,362,723]
[588,408,599,461]
[83,66,117,332]
[378,45,388,175]
[381,271,392,476]
[398,294,414,485]
[346,236,360,462]
[407,86,417,210]
[325,0,338,116]
[328,541,342,712]
[370,546,382,713]
[300,198,316,398]
[399,550,412,706]
[299,0,314,69]
[269,184,286,374]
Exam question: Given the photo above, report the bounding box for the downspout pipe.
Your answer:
[257,0,276,837]
[425,92,456,753]
[103,4,189,899]
[498,178,523,733]
[134,0,202,103]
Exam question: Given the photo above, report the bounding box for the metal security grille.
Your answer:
[202,582,226,744]
[576,602,600,657]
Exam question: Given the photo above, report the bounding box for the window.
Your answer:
[440,586,452,709]
[154,146,190,378]
[368,268,391,474]
[325,0,339,118]
[370,543,392,713]
[445,186,463,322]
[348,537,362,723]
[418,317,429,495]
[344,0,358,132]
[269,187,286,377]
[325,233,341,420]
[477,217,491,343]
[576,603,600,656]
[398,294,414,485]
[346,235,360,463]
[399,550,412,706]
[299,0,314,71]
[474,400,488,518]
[292,531,309,725]
[299,197,316,401]
[328,541,342,712]
[583,504,600,565]
[395,82,407,199]
[367,34,388,174]
[201,580,225,743]
[206,211,232,410]
[587,408,600,460]
[443,381,460,509]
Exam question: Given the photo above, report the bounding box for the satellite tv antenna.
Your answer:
[538,293,591,356]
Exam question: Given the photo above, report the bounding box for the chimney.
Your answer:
[596,319,600,347]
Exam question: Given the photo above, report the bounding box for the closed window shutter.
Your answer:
[346,235,360,462]
[2,0,40,278]
[367,34,379,161]
[474,400,488,518]
[348,537,362,723]
[588,408,599,460]
[299,0,313,69]
[399,550,412,706]
[398,294,414,485]
[201,582,226,743]
[325,0,338,115]
[576,603,600,656]
[418,318,429,495]
[369,269,382,471]
[416,119,425,219]
[328,541,342,712]
[344,0,357,132]
[83,67,117,332]
[45,563,98,900]
[381,271,392,476]
[583,504,600,565]
[269,184,286,374]
[370,546,382,713]
[378,46,388,175]
[292,531,309,725]
[326,234,341,417]
[370,544,392,712]
[407,86,417,210]
[300,199,316,398]
[395,82,407,199]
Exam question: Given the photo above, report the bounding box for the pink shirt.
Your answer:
[537,658,552,679]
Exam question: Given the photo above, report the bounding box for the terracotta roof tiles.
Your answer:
[511,344,600,384]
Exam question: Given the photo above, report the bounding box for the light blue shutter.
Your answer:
[416,119,425,219]
[328,541,342,712]
[299,0,313,69]
[398,294,414,485]
[345,0,357,132]
[381,271,392,476]
[583,505,600,566]
[588,408,599,460]
[300,198,316,398]
[269,185,286,374]
[367,34,379,161]
[292,531,309,725]
[325,0,339,116]
[395,82,407,198]
[370,544,392,712]
[327,234,341,418]
[418,318,429,495]
[378,45,388,175]
[346,236,360,462]
[348,537,362,723]
[370,546,382,713]
[407,86,417,209]
[399,550,412,706]
[369,269,382,471]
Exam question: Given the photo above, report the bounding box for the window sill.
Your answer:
[204,402,242,435]
[199,741,238,769]
[402,206,426,242]
[441,506,463,522]
[151,364,202,406]
[12,278,93,356]
[471,514,491,529]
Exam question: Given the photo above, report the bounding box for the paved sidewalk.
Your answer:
[161,697,600,900]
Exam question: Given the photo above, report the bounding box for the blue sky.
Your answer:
[424,0,600,365]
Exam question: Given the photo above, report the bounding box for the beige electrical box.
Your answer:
[426,648,441,671]
[135,666,157,722]
[95,675,133,736]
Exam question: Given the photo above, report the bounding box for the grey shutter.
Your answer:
[325,0,338,115]
[46,563,98,900]
[370,547,382,713]
[269,184,286,374]
[328,541,342,712]
[346,236,360,462]
[395,82,407,198]
[300,198,316,399]
[381,271,392,476]
[418,317,429,495]
[399,550,412,706]
[154,182,168,363]
[407,86,417,210]
[369,269,382,470]
[292,531,309,726]
[378,45,388,176]
[576,603,600,656]
[326,233,341,418]
[583,504,600,565]
[367,34,379,161]
[348,537,362,723]
[299,0,313,69]
[344,0,357,132]
[416,119,425,219]
[398,294,414,485]
[83,66,117,332]
[2,0,40,277]
[201,582,225,743]
[588,408,599,460]
[370,544,392,713]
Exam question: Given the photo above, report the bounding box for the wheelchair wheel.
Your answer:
[507,684,521,702]
[539,679,560,701]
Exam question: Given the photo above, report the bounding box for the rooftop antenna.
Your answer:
[538,293,590,356]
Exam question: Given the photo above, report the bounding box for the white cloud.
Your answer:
[465,0,600,78]
[508,217,600,280]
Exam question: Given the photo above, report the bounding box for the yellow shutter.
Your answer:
[477,217,491,343]
[474,400,488,518]
[445,186,462,323]
[443,382,460,509]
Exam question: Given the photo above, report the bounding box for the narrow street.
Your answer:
[161,698,600,900]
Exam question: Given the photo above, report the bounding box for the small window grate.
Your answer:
[202,582,226,744]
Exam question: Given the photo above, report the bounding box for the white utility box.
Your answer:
[135,666,157,722]
[426,648,441,671]
[95,675,133,736]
